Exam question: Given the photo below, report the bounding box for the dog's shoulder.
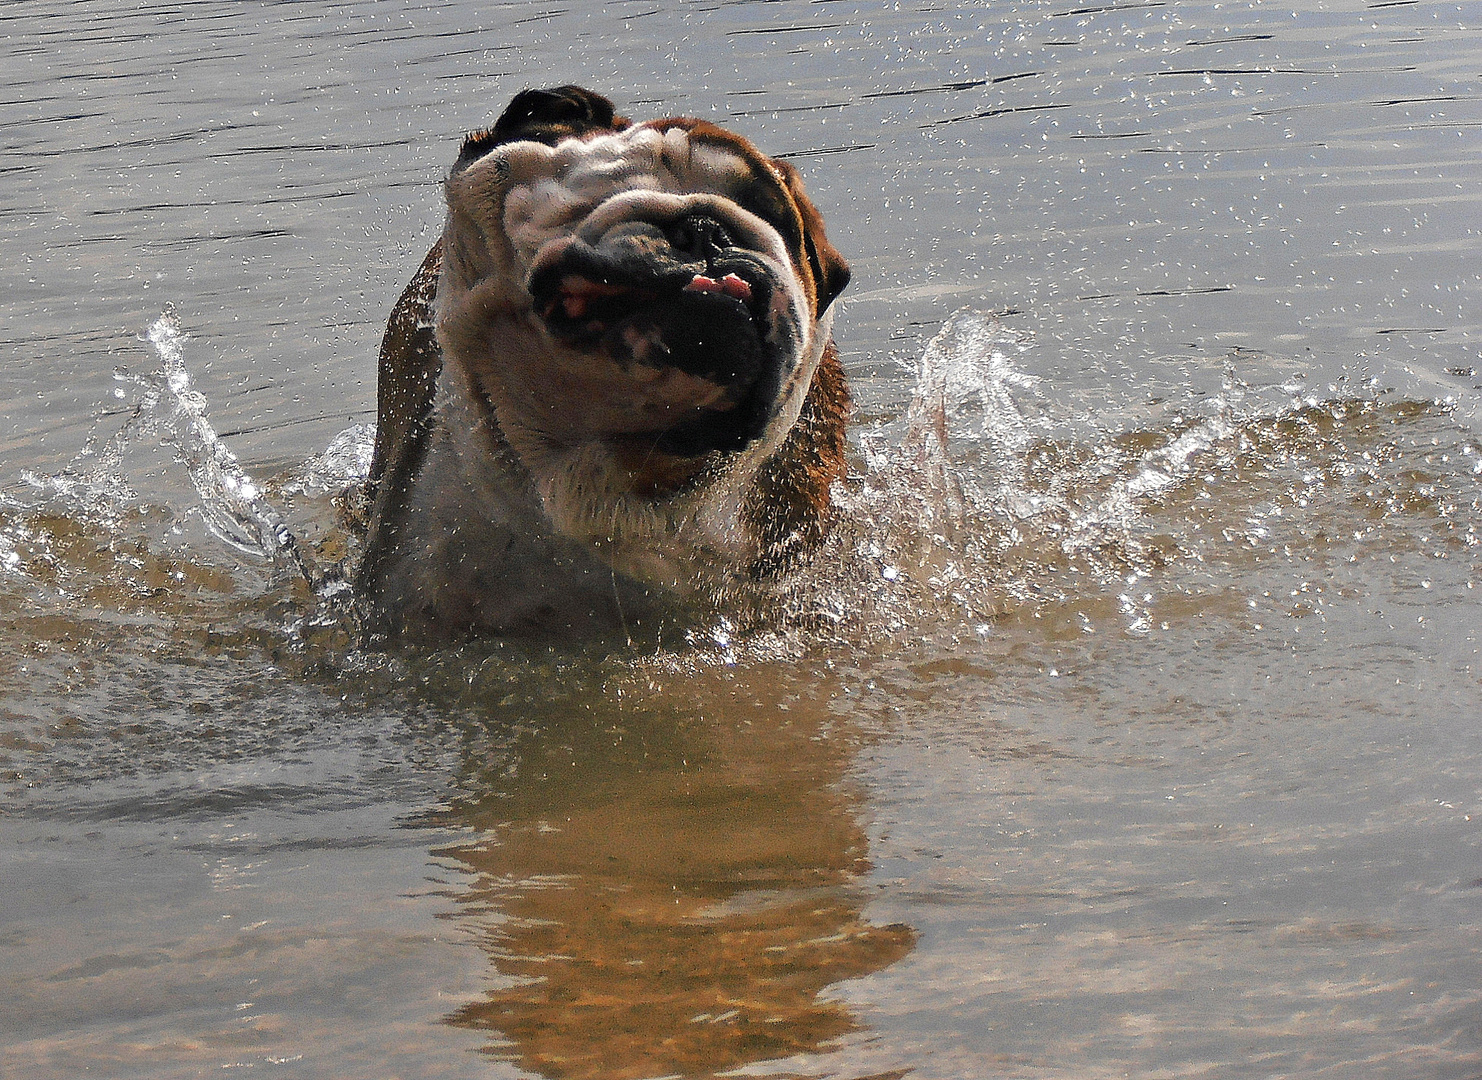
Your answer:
[745,339,851,567]
[369,240,443,498]
[353,240,442,603]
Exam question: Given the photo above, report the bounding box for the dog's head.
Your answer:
[433,87,849,530]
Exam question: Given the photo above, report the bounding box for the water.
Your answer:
[3,1,1481,1077]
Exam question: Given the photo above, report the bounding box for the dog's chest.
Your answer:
[375,371,745,636]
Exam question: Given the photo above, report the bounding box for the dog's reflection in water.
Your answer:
[436,676,913,1080]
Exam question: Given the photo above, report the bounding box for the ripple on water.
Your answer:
[2,304,1480,1080]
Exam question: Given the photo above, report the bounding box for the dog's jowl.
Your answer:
[357,87,850,639]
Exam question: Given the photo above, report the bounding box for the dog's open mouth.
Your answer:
[526,217,786,457]
[549,269,754,323]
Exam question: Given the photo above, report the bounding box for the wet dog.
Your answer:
[356,87,850,639]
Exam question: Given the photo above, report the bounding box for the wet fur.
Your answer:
[356,87,850,639]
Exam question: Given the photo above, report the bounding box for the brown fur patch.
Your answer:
[745,339,851,568]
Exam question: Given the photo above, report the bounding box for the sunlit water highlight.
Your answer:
[4,0,1482,1077]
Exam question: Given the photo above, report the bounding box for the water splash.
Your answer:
[864,310,1049,540]
[282,423,376,498]
[19,310,345,602]
[5,305,1475,672]
[765,308,1480,648]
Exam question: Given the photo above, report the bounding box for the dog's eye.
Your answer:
[730,179,802,249]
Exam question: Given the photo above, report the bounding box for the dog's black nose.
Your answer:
[667,215,735,262]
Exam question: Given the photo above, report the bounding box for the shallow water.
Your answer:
[3,2,1481,1078]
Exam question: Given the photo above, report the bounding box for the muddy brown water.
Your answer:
[3,2,1481,1078]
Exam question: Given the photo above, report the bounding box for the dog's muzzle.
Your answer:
[527,211,788,458]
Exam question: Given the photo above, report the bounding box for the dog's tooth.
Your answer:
[683,273,753,303]
[720,273,753,301]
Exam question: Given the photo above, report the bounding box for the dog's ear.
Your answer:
[492,86,628,143]
[772,159,851,315]
[454,86,629,171]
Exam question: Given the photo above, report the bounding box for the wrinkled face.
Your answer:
[435,115,846,498]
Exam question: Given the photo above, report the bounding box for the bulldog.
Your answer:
[356,87,851,639]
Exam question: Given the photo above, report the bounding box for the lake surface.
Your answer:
[3,1,1481,1077]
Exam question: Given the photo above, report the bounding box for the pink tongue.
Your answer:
[683,272,753,302]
